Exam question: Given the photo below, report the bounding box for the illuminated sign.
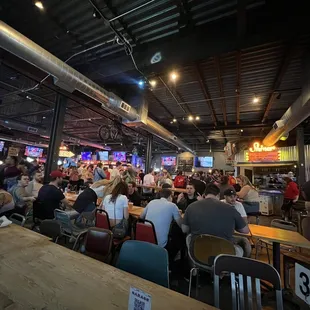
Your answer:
[246,142,280,162]
[59,145,74,158]
[249,142,276,152]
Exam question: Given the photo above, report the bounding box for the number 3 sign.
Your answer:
[296,263,310,304]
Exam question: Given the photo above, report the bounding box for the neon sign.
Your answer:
[249,142,276,152]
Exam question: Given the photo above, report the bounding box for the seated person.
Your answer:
[140,189,182,263]
[182,184,249,257]
[37,170,70,219]
[0,180,15,216]
[101,181,129,227]
[177,183,197,212]
[222,188,251,257]
[127,181,142,206]
[26,171,43,198]
[72,187,98,223]
[10,174,36,215]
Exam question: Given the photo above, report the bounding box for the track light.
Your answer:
[170,72,178,81]
[195,116,200,120]
[173,118,177,123]
[188,115,193,121]
[35,1,44,10]
[253,95,259,103]
[150,80,157,87]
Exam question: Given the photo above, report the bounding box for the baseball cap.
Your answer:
[50,170,65,178]
[223,188,236,196]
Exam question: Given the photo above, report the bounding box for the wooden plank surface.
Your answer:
[0,225,215,310]
[129,206,144,217]
[249,224,310,248]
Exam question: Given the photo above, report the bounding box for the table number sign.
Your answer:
[295,263,310,304]
[128,287,152,310]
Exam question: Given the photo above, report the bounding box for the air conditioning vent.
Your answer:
[27,126,38,133]
[120,101,131,113]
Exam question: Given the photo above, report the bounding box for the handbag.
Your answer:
[112,200,128,239]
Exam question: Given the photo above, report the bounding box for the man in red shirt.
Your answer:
[282,177,299,220]
[103,167,110,180]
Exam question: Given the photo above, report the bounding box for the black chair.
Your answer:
[39,220,62,243]
[214,254,283,310]
[9,213,26,226]
[32,200,56,228]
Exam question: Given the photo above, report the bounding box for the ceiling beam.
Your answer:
[214,56,227,126]
[236,51,241,124]
[261,43,293,122]
[237,0,247,39]
[194,63,217,126]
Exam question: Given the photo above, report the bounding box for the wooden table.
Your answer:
[248,224,310,273]
[137,184,187,193]
[129,206,145,218]
[0,225,215,310]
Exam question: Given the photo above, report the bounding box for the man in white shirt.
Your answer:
[110,161,121,180]
[140,189,182,265]
[143,168,155,195]
[26,171,43,198]
[222,188,251,257]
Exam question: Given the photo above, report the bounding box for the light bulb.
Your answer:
[253,96,259,103]
[195,116,200,120]
[188,115,193,121]
[35,1,44,10]
[150,80,157,87]
[170,72,178,81]
[173,118,177,122]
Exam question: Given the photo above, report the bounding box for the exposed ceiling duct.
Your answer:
[0,119,109,150]
[263,54,310,146]
[0,21,194,153]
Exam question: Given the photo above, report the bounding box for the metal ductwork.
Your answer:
[0,21,194,153]
[0,119,109,150]
[263,54,310,146]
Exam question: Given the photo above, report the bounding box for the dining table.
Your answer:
[0,224,216,310]
[137,184,187,193]
[248,224,310,273]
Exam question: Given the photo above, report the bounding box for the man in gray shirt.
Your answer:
[182,184,249,256]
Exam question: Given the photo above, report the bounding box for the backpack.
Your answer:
[174,176,186,188]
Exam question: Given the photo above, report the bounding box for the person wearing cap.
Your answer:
[37,170,70,217]
[222,188,251,257]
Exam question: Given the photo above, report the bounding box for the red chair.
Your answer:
[95,209,111,230]
[134,219,158,245]
[95,209,130,248]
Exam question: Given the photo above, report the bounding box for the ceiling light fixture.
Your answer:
[188,115,193,121]
[173,118,177,123]
[150,80,157,87]
[42,116,46,119]
[195,116,200,120]
[253,95,259,103]
[34,1,44,10]
[240,129,243,132]
[170,72,178,81]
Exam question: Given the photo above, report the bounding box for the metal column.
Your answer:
[145,135,153,173]
[44,94,67,182]
[297,126,306,186]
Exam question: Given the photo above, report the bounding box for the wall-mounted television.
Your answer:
[0,141,4,152]
[161,156,176,166]
[24,146,43,158]
[97,151,109,161]
[81,152,92,161]
[194,156,213,168]
[113,151,126,162]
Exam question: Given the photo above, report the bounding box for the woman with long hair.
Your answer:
[122,167,136,184]
[101,181,129,227]
[236,175,258,201]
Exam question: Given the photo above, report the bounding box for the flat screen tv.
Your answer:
[81,152,92,161]
[97,151,109,161]
[0,141,4,152]
[113,151,126,162]
[24,146,43,158]
[195,156,213,168]
[161,156,176,166]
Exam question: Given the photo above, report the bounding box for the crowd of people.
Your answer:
[0,156,303,274]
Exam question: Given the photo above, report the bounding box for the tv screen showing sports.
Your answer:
[195,156,213,168]
[24,146,43,158]
[97,151,109,161]
[0,141,4,152]
[113,152,126,162]
[81,152,92,161]
[161,156,176,166]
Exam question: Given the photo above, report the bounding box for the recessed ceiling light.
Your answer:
[35,1,44,10]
